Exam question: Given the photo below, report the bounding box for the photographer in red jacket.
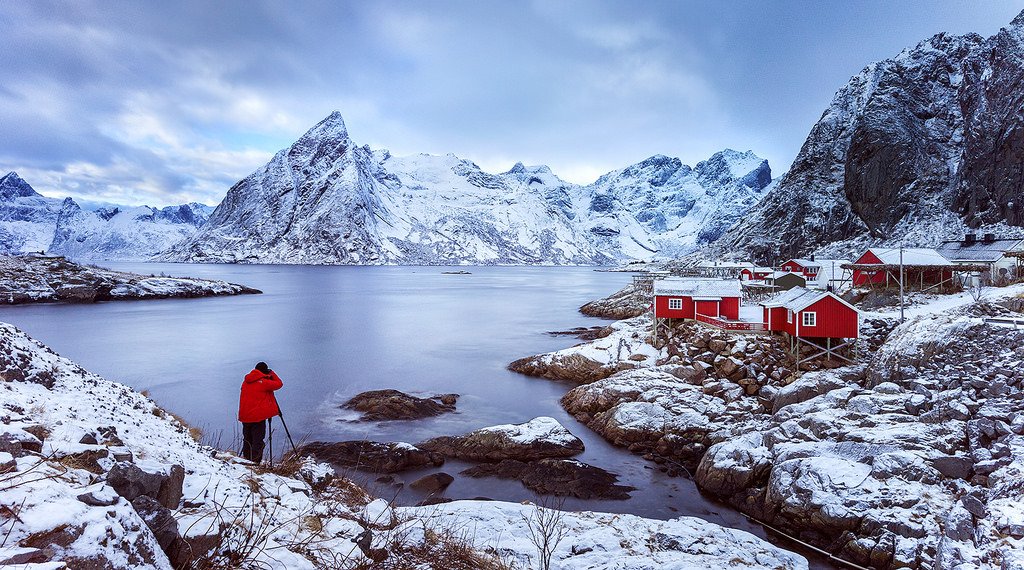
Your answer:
[238,362,283,463]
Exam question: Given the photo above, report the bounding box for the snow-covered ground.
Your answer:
[0,320,808,569]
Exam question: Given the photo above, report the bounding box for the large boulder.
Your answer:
[461,459,634,500]
[343,389,458,421]
[299,440,444,473]
[418,417,584,462]
[107,462,184,509]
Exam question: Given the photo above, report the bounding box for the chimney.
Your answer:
[965,233,976,245]
[983,233,996,243]
[810,253,815,262]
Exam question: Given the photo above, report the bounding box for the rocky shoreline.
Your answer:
[0,254,260,304]
[506,281,1024,569]
[0,325,807,568]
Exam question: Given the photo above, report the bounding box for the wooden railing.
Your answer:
[695,313,767,332]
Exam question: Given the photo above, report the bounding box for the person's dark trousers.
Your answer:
[241,420,267,462]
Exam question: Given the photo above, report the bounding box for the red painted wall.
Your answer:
[654,295,694,319]
[852,251,885,286]
[764,306,789,332]
[720,297,740,320]
[796,296,859,338]
[853,251,954,288]
[695,300,719,317]
[781,260,819,277]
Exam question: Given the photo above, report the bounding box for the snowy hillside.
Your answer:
[0,171,212,261]
[49,199,212,261]
[710,10,1024,263]
[160,112,773,265]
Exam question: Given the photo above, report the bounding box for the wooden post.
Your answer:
[826,337,831,362]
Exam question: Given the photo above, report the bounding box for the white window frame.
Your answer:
[803,312,817,327]
[668,298,683,310]
[787,310,793,323]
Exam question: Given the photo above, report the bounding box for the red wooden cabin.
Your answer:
[780,258,821,279]
[740,267,774,281]
[761,287,859,339]
[851,248,953,289]
[653,278,741,320]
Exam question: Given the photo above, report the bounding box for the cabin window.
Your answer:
[787,310,793,323]
[668,298,682,310]
[803,312,817,327]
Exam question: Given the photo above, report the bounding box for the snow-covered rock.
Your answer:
[411,501,808,570]
[418,416,585,462]
[159,112,773,265]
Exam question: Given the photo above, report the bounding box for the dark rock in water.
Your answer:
[409,472,454,494]
[343,389,458,421]
[418,417,585,462]
[461,459,634,500]
[547,326,610,340]
[299,440,444,473]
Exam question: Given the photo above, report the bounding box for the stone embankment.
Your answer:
[0,255,260,303]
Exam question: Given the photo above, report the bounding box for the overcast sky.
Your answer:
[2,1,1022,207]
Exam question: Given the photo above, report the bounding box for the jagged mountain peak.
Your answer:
[288,111,351,155]
[0,171,41,200]
[695,150,771,190]
[1011,8,1024,28]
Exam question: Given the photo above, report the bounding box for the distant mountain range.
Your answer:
[9,11,1024,266]
[0,172,211,261]
[158,111,773,265]
[710,10,1024,264]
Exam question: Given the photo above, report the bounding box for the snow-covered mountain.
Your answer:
[49,199,212,261]
[160,112,773,265]
[0,171,212,260]
[0,171,63,254]
[710,10,1024,264]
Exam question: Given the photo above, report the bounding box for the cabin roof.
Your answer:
[761,286,859,314]
[654,278,741,298]
[861,248,952,266]
[936,238,1024,262]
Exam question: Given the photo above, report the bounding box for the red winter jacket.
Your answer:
[238,369,283,423]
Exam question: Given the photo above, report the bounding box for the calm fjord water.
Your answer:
[0,264,765,537]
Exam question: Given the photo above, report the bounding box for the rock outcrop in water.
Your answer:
[342,389,459,421]
[418,416,585,462]
[0,254,260,304]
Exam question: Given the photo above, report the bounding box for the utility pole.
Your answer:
[899,246,905,322]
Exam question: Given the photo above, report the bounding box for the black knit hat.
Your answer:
[255,362,269,373]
